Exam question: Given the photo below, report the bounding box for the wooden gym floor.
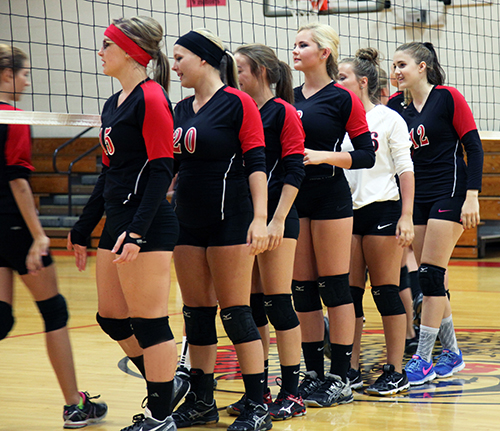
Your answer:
[2,250,500,431]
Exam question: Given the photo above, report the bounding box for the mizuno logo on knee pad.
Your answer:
[222,313,232,321]
[318,282,326,288]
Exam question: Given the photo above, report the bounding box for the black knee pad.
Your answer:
[36,294,69,332]
[220,305,261,345]
[291,280,322,312]
[96,313,133,341]
[419,264,446,297]
[264,294,299,331]
[250,293,268,328]
[183,305,218,346]
[371,284,406,316]
[399,265,409,292]
[130,316,174,349]
[318,274,352,308]
[350,286,365,318]
[0,301,14,340]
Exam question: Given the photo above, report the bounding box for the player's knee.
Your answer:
[221,305,261,345]
[291,280,322,312]
[419,263,447,297]
[250,293,268,328]
[371,284,406,316]
[0,301,14,340]
[350,286,365,318]
[183,305,218,346]
[130,316,174,349]
[96,313,133,341]
[318,274,353,308]
[36,294,69,332]
[264,294,299,331]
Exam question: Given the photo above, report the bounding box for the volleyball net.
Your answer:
[0,0,498,131]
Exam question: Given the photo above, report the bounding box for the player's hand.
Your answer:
[112,231,141,264]
[26,235,50,274]
[67,232,88,271]
[395,214,414,247]
[267,218,285,251]
[461,191,480,230]
[247,217,269,255]
[303,148,328,166]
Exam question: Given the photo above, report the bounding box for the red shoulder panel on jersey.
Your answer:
[437,85,478,139]
[141,80,174,160]
[388,91,403,101]
[274,98,305,158]
[335,83,369,139]
[224,86,265,154]
[1,105,34,171]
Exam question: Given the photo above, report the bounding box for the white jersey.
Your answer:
[342,104,413,210]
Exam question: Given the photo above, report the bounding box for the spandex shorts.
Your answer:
[0,214,53,275]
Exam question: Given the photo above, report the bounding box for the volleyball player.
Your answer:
[170,30,271,431]
[392,42,483,385]
[230,43,306,420]
[380,67,420,355]
[0,44,108,429]
[290,22,375,407]
[338,48,414,395]
[67,17,179,431]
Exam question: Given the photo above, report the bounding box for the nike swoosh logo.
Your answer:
[377,223,393,230]
[438,209,452,213]
[260,379,265,384]
[423,365,433,375]
[293,370,300,374]
[317,346,324,352]
[346,351,352,356]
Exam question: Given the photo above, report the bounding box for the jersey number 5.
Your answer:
[410,125,429,150]
[174,127,197,154]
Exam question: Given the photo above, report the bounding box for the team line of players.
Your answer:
[0,17,483,431]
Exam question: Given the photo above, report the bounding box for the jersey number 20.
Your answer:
[174,127,197,154]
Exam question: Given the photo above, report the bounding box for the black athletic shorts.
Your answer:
[413,195,465,225]
[99,199,179,252]
[268,199,300,240]
[177,211,253,248]
[352,200,401,236]
[295,175,353,220]
[0,214,53,275]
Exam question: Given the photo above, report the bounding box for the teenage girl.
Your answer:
[171,29,271,431]
[338,48,414,395]
[392,42,483,385]
[0,43,107,429]
[67,17,179,431]
[291,22,375,407]
[231,43,306,420]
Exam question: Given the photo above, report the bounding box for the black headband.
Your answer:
[175,31,225,68]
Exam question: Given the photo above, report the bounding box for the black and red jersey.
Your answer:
[72,78,175,240]
[400,85,483,203]
[173,85,266,227]
[0,102,34,215]
[260,98,305,202]
[387,90,406,115]
[293,82,374,179]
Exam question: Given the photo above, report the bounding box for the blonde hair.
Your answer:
[0,44,28,74]
[194,29,239,89]
[297,22,340,80]
[112,16,170,92]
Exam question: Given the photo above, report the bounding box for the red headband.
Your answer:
[104,24,152,67]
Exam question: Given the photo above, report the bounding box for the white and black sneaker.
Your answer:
[347,368,363,390]
[227,399,272,431]
[172,392,218,428]
[171,366,190,410]
[366,364,410,396]
[304,373,353,407]
[120,408,176,431]
[297,371,322,400]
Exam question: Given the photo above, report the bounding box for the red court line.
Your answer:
[449,260,500,267]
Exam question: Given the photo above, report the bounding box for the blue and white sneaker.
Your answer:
[405,355,436,386]
[434,349,466,378]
